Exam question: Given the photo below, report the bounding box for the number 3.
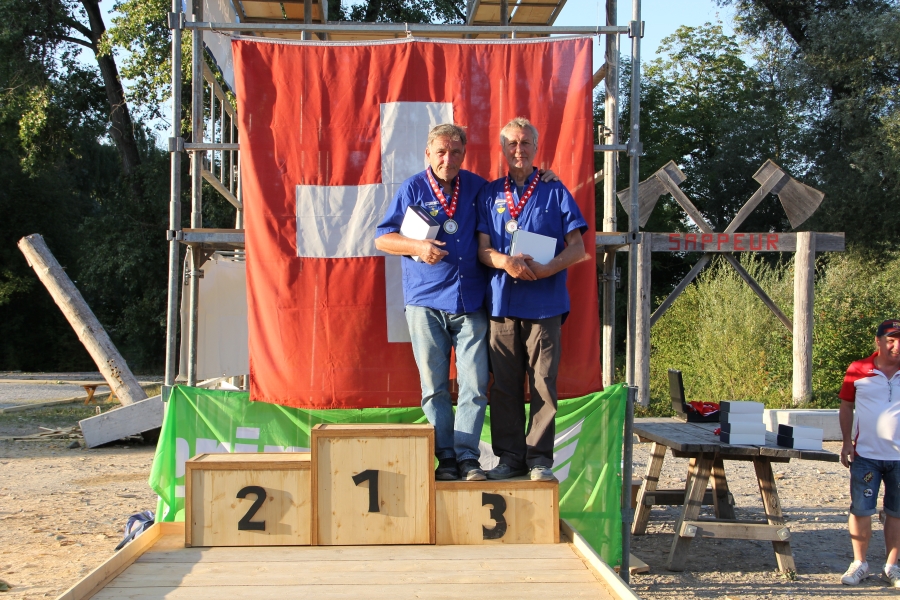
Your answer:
[482,492,508,539]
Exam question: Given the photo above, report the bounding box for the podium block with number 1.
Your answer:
[311,424,435,545]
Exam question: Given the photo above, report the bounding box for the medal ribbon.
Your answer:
[504,169,539,219]
[425,168,460,219]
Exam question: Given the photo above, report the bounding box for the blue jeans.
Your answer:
[849,454,900,518]
[405,305,489,463]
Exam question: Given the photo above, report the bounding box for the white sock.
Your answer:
[855,560,868,568]
[885,562,895,574]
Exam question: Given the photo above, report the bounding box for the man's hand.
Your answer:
[539,169,560,182]
[840,441,855,468]
[525,259,553,279]
[418,240,448,264]
[504,254,536,280]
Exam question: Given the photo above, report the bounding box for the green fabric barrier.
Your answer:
[148,383,626,564]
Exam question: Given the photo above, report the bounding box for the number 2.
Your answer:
[352,469,380,513]
[236,485,267,531]
[482,492,508,539]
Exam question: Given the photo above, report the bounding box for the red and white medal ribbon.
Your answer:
[503,169,539,233]
[425,167,460,220]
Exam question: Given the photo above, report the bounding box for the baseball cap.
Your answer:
[876,320,900,337]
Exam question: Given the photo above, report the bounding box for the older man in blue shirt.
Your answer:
[476,117,588,482]
[374,124,490,482]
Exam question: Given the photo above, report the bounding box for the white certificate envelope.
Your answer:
[399,205,440,262]
[510,230,556,264]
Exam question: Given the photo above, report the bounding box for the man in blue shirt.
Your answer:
[476,117,588,482]
[374,124,490,481]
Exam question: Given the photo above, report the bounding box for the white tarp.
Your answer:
[179,256,249,379]
[202,0,236,92]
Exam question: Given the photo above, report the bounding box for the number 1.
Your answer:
[352,469,380,513]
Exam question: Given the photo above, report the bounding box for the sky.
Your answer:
[554,0,736,67]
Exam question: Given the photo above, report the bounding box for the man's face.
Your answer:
[877,334,900,363]
[501,127,536,171]
[425,136,466,184]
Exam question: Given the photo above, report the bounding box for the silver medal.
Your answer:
[443,218,458,234]
[505,219,518,234]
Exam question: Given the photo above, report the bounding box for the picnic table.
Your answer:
[632,417,839,573]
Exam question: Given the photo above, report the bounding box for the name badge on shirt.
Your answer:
[424,201,441,217]
[495,199,506,214]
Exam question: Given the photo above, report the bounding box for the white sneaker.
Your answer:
[841,560,869,585]
[883,565,900,588]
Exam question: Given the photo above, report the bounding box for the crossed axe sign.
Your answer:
[617,159,826,331]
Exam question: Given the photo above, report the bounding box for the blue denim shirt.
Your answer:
[376,168,488,315]
[476,168,587,320]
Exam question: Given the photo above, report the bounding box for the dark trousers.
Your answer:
[488,315,561,469]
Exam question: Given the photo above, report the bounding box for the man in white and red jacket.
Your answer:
[838,319,900,587]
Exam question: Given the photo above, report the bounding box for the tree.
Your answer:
[718,0,900,248]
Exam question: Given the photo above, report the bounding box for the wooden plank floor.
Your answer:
[91,534,617,599]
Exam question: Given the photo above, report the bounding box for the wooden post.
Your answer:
[792,232,815,405]
[17,234,146,406]
[635,233,651,406]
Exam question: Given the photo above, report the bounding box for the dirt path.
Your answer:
[630,441,895,599]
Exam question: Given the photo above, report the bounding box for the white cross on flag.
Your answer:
[234,37,600,409]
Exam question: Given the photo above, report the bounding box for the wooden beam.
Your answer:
[642,489,734,507]
[17,235,147,407]
[202,168,242,209]
[722,254,793,332]
[679,520,790,542]
[650,254,711,327]
[655,170,714,233]
[792,231,815,404]
[724,168,789,234]
[753,457,796,572]
[647,232,845,253]
[592,62,608,88]
[633,442,666,535]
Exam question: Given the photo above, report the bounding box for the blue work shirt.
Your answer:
[375,168,488,315]
[476,168,587,320]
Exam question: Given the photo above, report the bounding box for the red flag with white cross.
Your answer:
[233,37,600,409]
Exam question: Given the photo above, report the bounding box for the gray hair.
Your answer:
[427,123,467,147]
[500,117,539,147]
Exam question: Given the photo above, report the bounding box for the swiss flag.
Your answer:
[233,37,600,409]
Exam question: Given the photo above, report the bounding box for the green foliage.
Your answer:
[649,255,793,414]
[646,248,900,414]
[812,250,900,399]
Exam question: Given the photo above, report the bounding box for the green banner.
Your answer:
[149,384,625,563]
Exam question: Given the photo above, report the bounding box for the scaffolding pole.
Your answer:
[620,0,642,586]
[163,0,184,397]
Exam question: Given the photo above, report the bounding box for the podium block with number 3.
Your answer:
[311,424,435,545]
[185,453,311,547]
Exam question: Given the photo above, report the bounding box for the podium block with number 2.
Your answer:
[185,453,311,547]
[311,424,435,545]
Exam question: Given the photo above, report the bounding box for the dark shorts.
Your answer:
[849,455,900,518]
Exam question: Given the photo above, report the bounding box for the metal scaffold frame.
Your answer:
[163,0,643,581]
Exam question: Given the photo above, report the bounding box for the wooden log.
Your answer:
[635,233,651,406]
[642,488,733,508]
[722,254,793,332]
[17,234,146,406]
[793,232,815,405]
[650,254,711,326]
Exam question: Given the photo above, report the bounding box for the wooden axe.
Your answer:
[752,160,825,229]
[616,161,686,228]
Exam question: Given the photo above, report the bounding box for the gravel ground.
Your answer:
[0,373,163,409]
[629,440,897,599]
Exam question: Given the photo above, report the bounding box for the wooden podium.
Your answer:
[185,453,311,547]
[184,423,559,547]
